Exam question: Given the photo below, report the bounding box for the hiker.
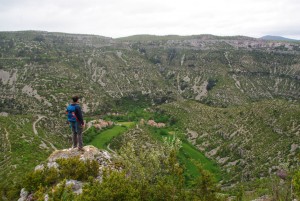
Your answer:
[66,95,85,151]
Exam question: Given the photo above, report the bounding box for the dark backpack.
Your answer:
[66,104,78,122]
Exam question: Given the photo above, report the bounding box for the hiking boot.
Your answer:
[78,148,84,152]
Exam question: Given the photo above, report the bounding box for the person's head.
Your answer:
[72,95,80,103]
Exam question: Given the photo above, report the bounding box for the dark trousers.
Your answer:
[70,121,83,149]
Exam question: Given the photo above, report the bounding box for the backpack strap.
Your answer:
[73,105,80,122]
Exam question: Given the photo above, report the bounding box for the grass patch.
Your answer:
[179,142,221,181]
[117,122,135,128]
[89,126,128,150]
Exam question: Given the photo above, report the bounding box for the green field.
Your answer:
[89,126,127,150]
[179,142,222,181]
[117,122,135,128]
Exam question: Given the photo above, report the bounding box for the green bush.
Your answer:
[190,165,221,201]
[23,157,99,195]
[33,180,75,201]
[78,171,140,201]
[45,167,60,186]
[0,184,21,201]
[48,180,75,201]
[56,157,99,181]
[23,169,47,192]
[23,167,60,192]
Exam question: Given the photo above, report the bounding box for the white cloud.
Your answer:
[0,0,299,39]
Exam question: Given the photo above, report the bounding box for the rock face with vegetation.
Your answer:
[1,31,300,114]
[161,99,300,183]
[19,145,116,200]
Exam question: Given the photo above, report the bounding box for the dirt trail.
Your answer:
[33,115,57,150]
[33,115,46,135]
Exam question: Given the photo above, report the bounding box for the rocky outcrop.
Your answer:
[18,145,118,200]
[49,145,109,160]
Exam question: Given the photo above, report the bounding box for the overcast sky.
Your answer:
[0,0,300,39]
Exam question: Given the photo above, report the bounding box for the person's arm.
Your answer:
[75,105,84,126]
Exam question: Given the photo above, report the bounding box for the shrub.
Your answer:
[23,169,46,192]
[56,157,99,181]
[56,157,87,181]
[78,171,139,201]
[23,167,60,192]
[190,165,222,201]
[23,157,99,194]
[45,167,60,186]
[48,180,75,201]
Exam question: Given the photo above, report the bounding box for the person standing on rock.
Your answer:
[66,95,85,151]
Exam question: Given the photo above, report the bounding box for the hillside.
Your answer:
[1,31,300,115]
[0,114,69,198]
[160,99,300,183]
[1,31,300,200]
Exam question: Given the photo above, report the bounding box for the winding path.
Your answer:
[33,115,57,150]
[33,115,46,135]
